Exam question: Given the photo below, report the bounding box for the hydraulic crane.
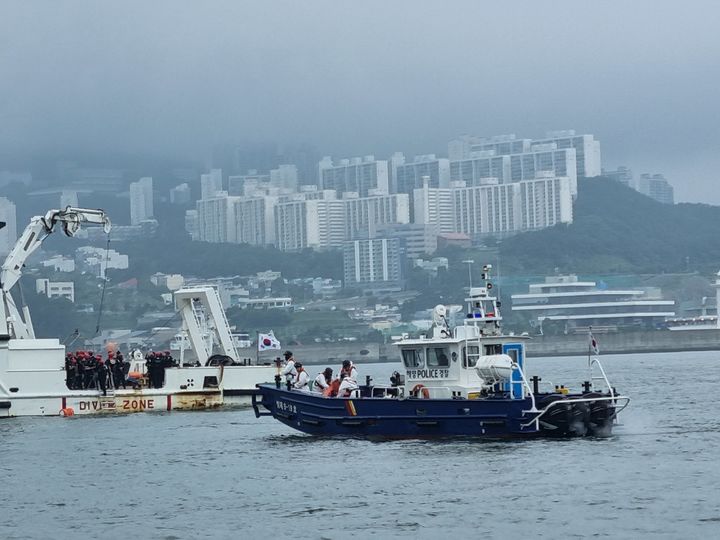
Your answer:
[0,207,111,340]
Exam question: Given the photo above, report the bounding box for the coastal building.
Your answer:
[129,177,153,225]
[511,275,675,333]
[228,172,269,196]
[343,237,403,292]
[637,173,674,204]
[0,197,17,256]
[449,153,512,186]
[318,156,389,197]
[35,279,75,303]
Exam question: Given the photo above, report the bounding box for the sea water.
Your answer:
[1,351,719,539]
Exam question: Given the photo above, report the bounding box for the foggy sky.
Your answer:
[1,0,719,202]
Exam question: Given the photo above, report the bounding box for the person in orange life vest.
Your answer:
[281,350,297,383]
[313,367,333,394]
[293,362,310,392]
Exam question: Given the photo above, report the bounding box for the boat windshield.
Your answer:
[427,347,450,367]
[402,349,424,368]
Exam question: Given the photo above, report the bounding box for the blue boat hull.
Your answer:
[252,384,556,439]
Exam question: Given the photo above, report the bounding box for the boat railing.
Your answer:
[511,361,538,412]
[589,357,615,399]
[521,394,631,430]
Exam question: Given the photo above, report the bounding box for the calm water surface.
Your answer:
[1,351,720,539]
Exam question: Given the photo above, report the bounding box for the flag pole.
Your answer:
[256,331,260,366]
[587,325,593,389]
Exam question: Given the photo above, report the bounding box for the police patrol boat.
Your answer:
[252,266,630,438]
[0,207,276,418]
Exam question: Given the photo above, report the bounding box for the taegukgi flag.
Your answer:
[589,331,600,355]
[258,331,281,351]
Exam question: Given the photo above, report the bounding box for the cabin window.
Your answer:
[463,345,480,368]
[427,347,450,367]
[506,348,518,364]
[402,349,424,368]
[484,344,502,356]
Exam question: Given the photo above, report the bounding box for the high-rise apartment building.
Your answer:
[232,196,278,246]
[394,155,450,195]
[449,154,512,186]
[129,177,153,225]
[0,197,17,256]
[518,175,574,230]
[449,131,600,180]
[637,174,674,204]
[343,238,403,291]
[274,197,346,251]
[344,192,410,239]
[200,169,223,200]
[270,164,299,191]
[318,156,389,197]
[532,131,601,178]
[413,180,455,234]
[452,181,520,236]
[196,193,240,243]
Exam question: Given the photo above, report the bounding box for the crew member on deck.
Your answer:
[281,351,297,383]
[293,362,310,392]
[336,360,359,398]
[313,368,333,394]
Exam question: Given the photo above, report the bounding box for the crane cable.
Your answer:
[94,233,112,336]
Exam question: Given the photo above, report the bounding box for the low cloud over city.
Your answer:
[1,0,719,202]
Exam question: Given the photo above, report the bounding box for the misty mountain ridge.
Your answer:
[500,178,720,274]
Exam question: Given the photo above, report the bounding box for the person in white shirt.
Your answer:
[336,360,359,397]
[293,362,310,392]
[281,351,297,384]
[313,368,333,394]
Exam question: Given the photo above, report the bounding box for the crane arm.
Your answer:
[0,207,111,339]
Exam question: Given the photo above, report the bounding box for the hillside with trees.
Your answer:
[500,178,720,274]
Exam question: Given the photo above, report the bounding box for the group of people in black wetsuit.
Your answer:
[64,350,130,394]
[144,351,177,389]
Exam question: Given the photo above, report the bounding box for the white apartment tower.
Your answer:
[129,177,153,225]
[318,156,389,197]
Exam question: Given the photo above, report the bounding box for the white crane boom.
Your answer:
[0,207,111,339]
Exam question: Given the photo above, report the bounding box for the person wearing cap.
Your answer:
[292,362,310,392]
[336,360,359,398]
[313,367,333,394]
[281,351,297,384]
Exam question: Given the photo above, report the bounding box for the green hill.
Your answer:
[500,178,720,274]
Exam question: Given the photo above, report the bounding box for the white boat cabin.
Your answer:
[395,280,529,400]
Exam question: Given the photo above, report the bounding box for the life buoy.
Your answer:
[61,407,75,417]
[411,384,430,399]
